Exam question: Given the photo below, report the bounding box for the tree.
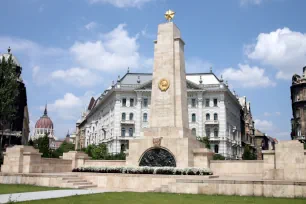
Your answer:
[51,141,75,158]
[0,55,19,150]
[198,136,211,149]
[34,134,50,158]
[242,145,256,160]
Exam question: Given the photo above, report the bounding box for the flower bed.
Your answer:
[72,166,213,175]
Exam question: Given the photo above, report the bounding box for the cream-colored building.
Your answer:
[76,71,243,159]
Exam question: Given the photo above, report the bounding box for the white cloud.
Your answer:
[275,112,281,116]
[88,0,153,8]
[222,64,275,88]
[85,21,98,30]
[32,66,40,79]
[45,92,94,120]
[51,67,102,87]
[240,0,263,6]
[186,58,212,73]
[264,112,271,117]
[70,24,143,71]
[0,37,66,59]
[254,119,273,132]
[246,28,306,79]
[141,25,155,39]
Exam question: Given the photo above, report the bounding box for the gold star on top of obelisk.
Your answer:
[165,9,175,22]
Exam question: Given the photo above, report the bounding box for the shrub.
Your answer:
[213,154,225,160]
[72,166,213,176]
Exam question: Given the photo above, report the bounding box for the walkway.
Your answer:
[0,189,106,203]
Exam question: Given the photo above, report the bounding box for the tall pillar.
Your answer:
[113,93,121,153]
[197,92,203,137]
[135,92,142,137]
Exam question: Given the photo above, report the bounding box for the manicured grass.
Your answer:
[19,192,306,204]
[0,184,63,194]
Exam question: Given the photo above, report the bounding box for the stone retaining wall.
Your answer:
[83,160,126,167]
[41,158,72,173]
[210,160,264,177]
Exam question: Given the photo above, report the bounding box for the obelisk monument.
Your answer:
[145,10,190,138]
[127,11,209,167]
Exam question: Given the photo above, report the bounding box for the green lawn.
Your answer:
[0,184,63,195]
[19,192,306,204]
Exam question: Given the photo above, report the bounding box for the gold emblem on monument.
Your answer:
[164,9,175,22]
[159,78,170,91]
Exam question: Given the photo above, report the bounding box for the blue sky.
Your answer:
[1,0,306,140]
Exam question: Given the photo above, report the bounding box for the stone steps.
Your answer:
[61,175,97,189]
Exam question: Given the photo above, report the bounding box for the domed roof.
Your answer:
[35,105,54,129]
[0,47,21,67]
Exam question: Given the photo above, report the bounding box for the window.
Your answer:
[214,145,219,153]
[205,99,210,107]
[206,128,211,137]
[143,113,148,122]
[129,128,133,137]
[122,113,126,121]
[192,113,196,122]
[121,144,125,152]
[214,128,218,137]
[130,98,134,107]
[143,98,148,107]
[192,128,196,136]
[206,113,210,121]
[122,98,126,107]
[121,128,126,137]
[191,98,196,107]
[213,99,218,107]
[129,113,134,120]
[214,113,218,121]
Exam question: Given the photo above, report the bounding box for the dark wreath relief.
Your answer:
[139,148,176,167]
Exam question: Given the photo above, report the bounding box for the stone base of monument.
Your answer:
[126,127,214,168]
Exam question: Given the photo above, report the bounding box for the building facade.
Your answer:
[0,47,30,147]
[76,71,244,159]
[291,66,306,141]
[238,96,256,153]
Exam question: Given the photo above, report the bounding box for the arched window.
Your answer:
[121,128,126,137]
[206,113,210,120]
[214,113,218,121]
[143,113,148,122]
[214,128,218,137]
[192,113,196,122]
[122,113,126,121]
[206,128,211,137]
[129,113,134,120]
[129,128,133,137]
[214,145,219,153]
[192,128,196,136]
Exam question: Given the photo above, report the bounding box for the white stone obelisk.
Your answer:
[149,22,188,129]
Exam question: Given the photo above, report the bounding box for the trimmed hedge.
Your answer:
[72,166,213,176]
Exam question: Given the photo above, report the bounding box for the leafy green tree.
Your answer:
[52,141,75,158]
[82,143,126,160]
[0,55,19,149]
[91,143,108,160]
[242,145,256,160]
[33,134,50,158]
[198,136,211,149]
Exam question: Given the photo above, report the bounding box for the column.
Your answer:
[113,93,121,153]
[135,92,142,137]
[197,92,203,137]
